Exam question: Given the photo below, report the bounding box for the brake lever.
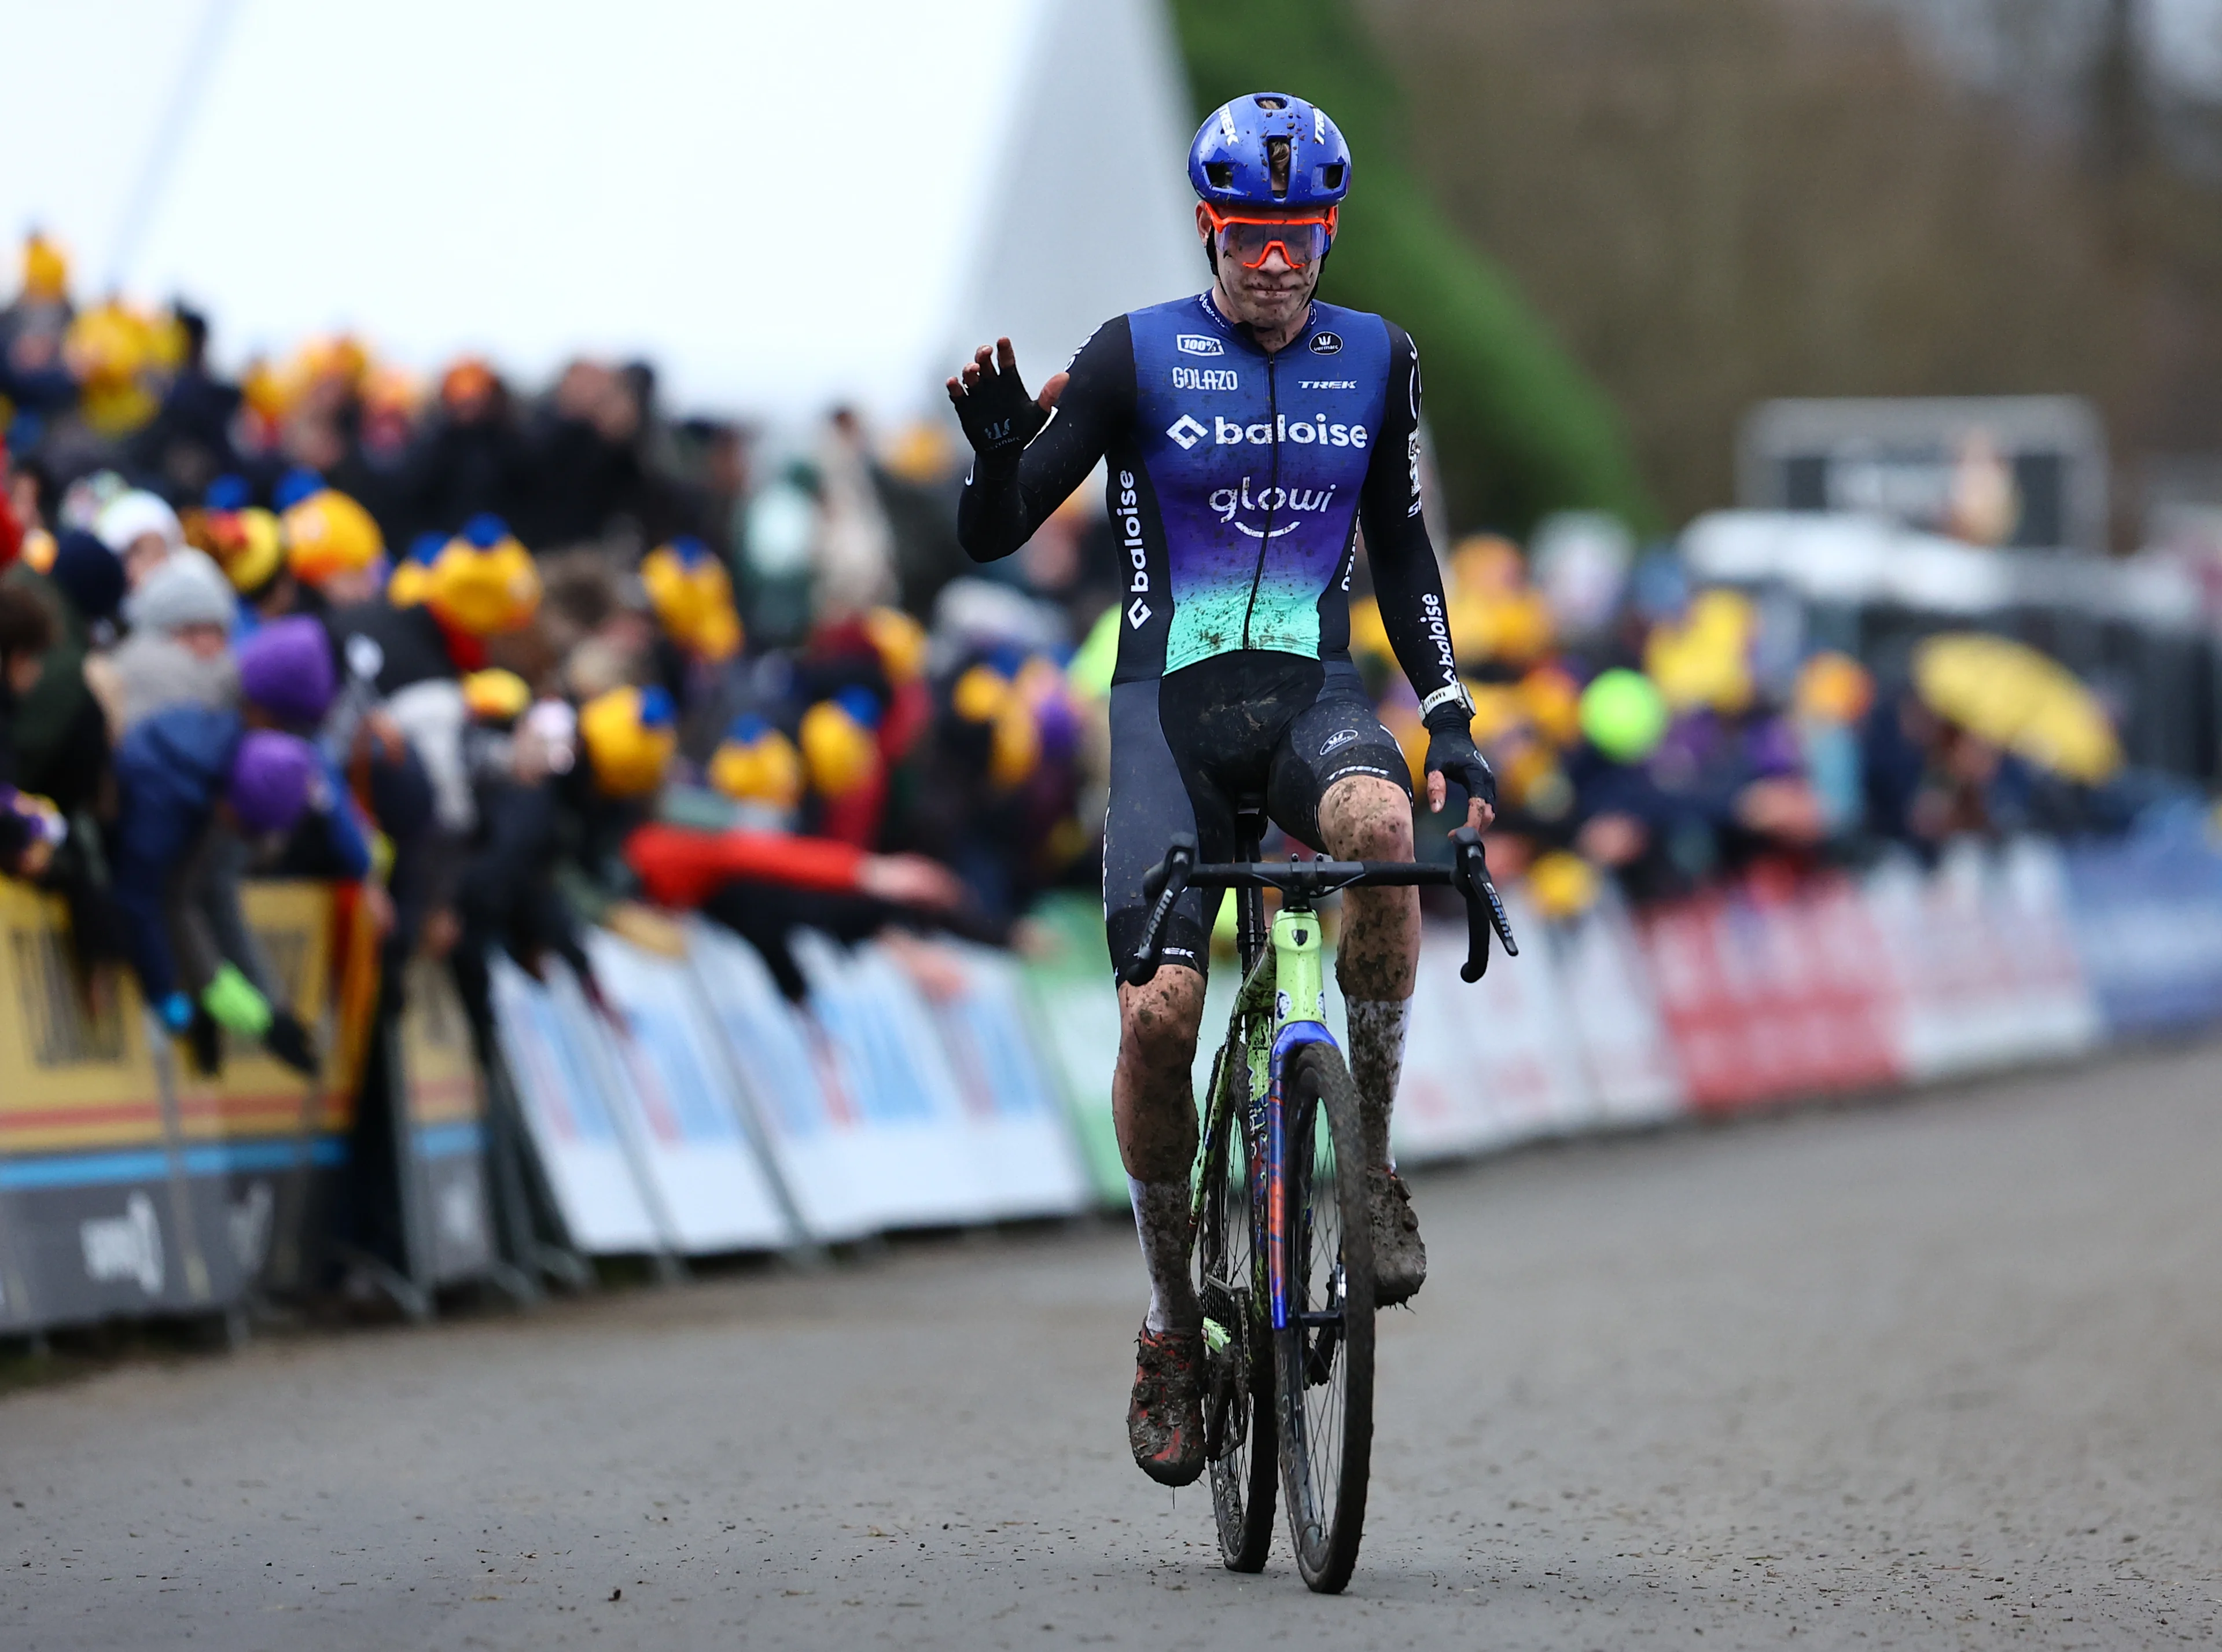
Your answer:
[1448,827,1520,983]
[1122,837,1197,988]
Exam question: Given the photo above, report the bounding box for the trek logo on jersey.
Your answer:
[1211,414,1369,449]
[1308,332,1343,355]
[1175,333,1225,356]
[1210,475,1339,539]
[1165,414,1208,450]
[1300,379,1356,391]
[1171,366,1239,392]
[1117,469,1152,629]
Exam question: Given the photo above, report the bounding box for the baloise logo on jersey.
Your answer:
[1115,469,1152,628]
[1163,411,1371,453]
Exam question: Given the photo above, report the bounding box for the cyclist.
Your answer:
[948,93,1495,1488]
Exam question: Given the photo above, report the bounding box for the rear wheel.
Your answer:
[1200,1022,1276,1571]
[1275,1040,1374,1594]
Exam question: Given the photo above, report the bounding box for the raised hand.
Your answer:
[946,337,1067,459]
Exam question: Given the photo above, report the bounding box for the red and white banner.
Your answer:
[1642,880,1903,1113]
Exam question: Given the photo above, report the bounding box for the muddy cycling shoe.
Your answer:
[1127,1326,1206,1486]
[1370,1168,1428,1307]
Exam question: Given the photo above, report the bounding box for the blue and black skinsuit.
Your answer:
[958,292,1462,976]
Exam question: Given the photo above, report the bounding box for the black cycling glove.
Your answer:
[185,1005,223,1078]
[950,349,1051,466]
[1423,704,1498,814]
[263,1009,321,1078]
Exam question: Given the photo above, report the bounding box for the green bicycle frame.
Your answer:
[1200,904,1340,1342]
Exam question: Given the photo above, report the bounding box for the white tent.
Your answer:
[1,0,1202,420]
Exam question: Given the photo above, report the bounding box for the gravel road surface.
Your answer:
[5,1042,2220,1650]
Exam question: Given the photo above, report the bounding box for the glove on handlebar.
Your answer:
[951,356,1051,464]
[1422,706,1498,812]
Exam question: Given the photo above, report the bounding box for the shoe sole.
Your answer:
[1135,1450,1206,1488]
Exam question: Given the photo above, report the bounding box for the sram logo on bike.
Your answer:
[1171,366,1239,392]
[1176,333,1225,356]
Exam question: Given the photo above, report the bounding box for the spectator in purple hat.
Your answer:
[235,615,380,908]
[235,613,334,729]
[109,703,330,1075]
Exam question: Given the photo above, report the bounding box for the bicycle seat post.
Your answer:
[1234,794,1267,973]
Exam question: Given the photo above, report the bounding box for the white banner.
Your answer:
[1864,838,2100,1081]
[685,920,917,1243]
[487,953,662,1254]
[929,942,1092,1219]
[790,930,1002,1230]
[580,933,795,1256]
[1546,893,1687,1127]
[1395,897,1595,1163]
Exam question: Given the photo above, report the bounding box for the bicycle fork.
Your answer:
[1259,905,1336,1336]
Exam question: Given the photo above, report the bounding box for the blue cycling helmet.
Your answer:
[1188,91,1352,209]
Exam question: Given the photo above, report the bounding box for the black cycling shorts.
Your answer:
[1103,652,1412,978]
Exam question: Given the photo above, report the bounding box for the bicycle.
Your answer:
[1120,811,1517,1593]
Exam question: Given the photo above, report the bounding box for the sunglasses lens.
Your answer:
[1219,220,1329,268]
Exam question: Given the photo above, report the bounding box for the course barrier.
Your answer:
[0,880,370,1335]
[4,820,2220,1336]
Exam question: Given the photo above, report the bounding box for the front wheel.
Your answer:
[1274,1040,1374,1594]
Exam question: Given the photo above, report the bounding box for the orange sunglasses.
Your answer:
[1204,203,1339,270]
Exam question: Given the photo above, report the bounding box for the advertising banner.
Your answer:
[487,952,664,1254]
[0,880,241,1330]
[2063,824,2222,1035]
[1018,896,1128,1207]
[689,920,959,1242]
[1395,899,1594,1162]
[1644,882,1903,1112]
[790,929,1002,1230]
[1545,895,1687,1127]
[577,933,794,1255]
[394,958,497,1285]
[166,881,353,1298]
[928,941,1092,1219]
[1866,840,2099,1080]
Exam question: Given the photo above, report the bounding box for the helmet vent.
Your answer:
[1266,137,1291,197]
[1320,163,1345,190]
[1254,95,1287,110]
[1205,162,1233,189]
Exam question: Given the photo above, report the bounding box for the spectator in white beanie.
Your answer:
[94,490,185,587]
[90,548,241,731]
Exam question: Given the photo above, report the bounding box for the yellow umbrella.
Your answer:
[1910,632,2121,785]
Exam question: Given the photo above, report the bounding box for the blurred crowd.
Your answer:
[1350,521,2158,924]
[0,226,2166,1075]
[0,232,1117,1075]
